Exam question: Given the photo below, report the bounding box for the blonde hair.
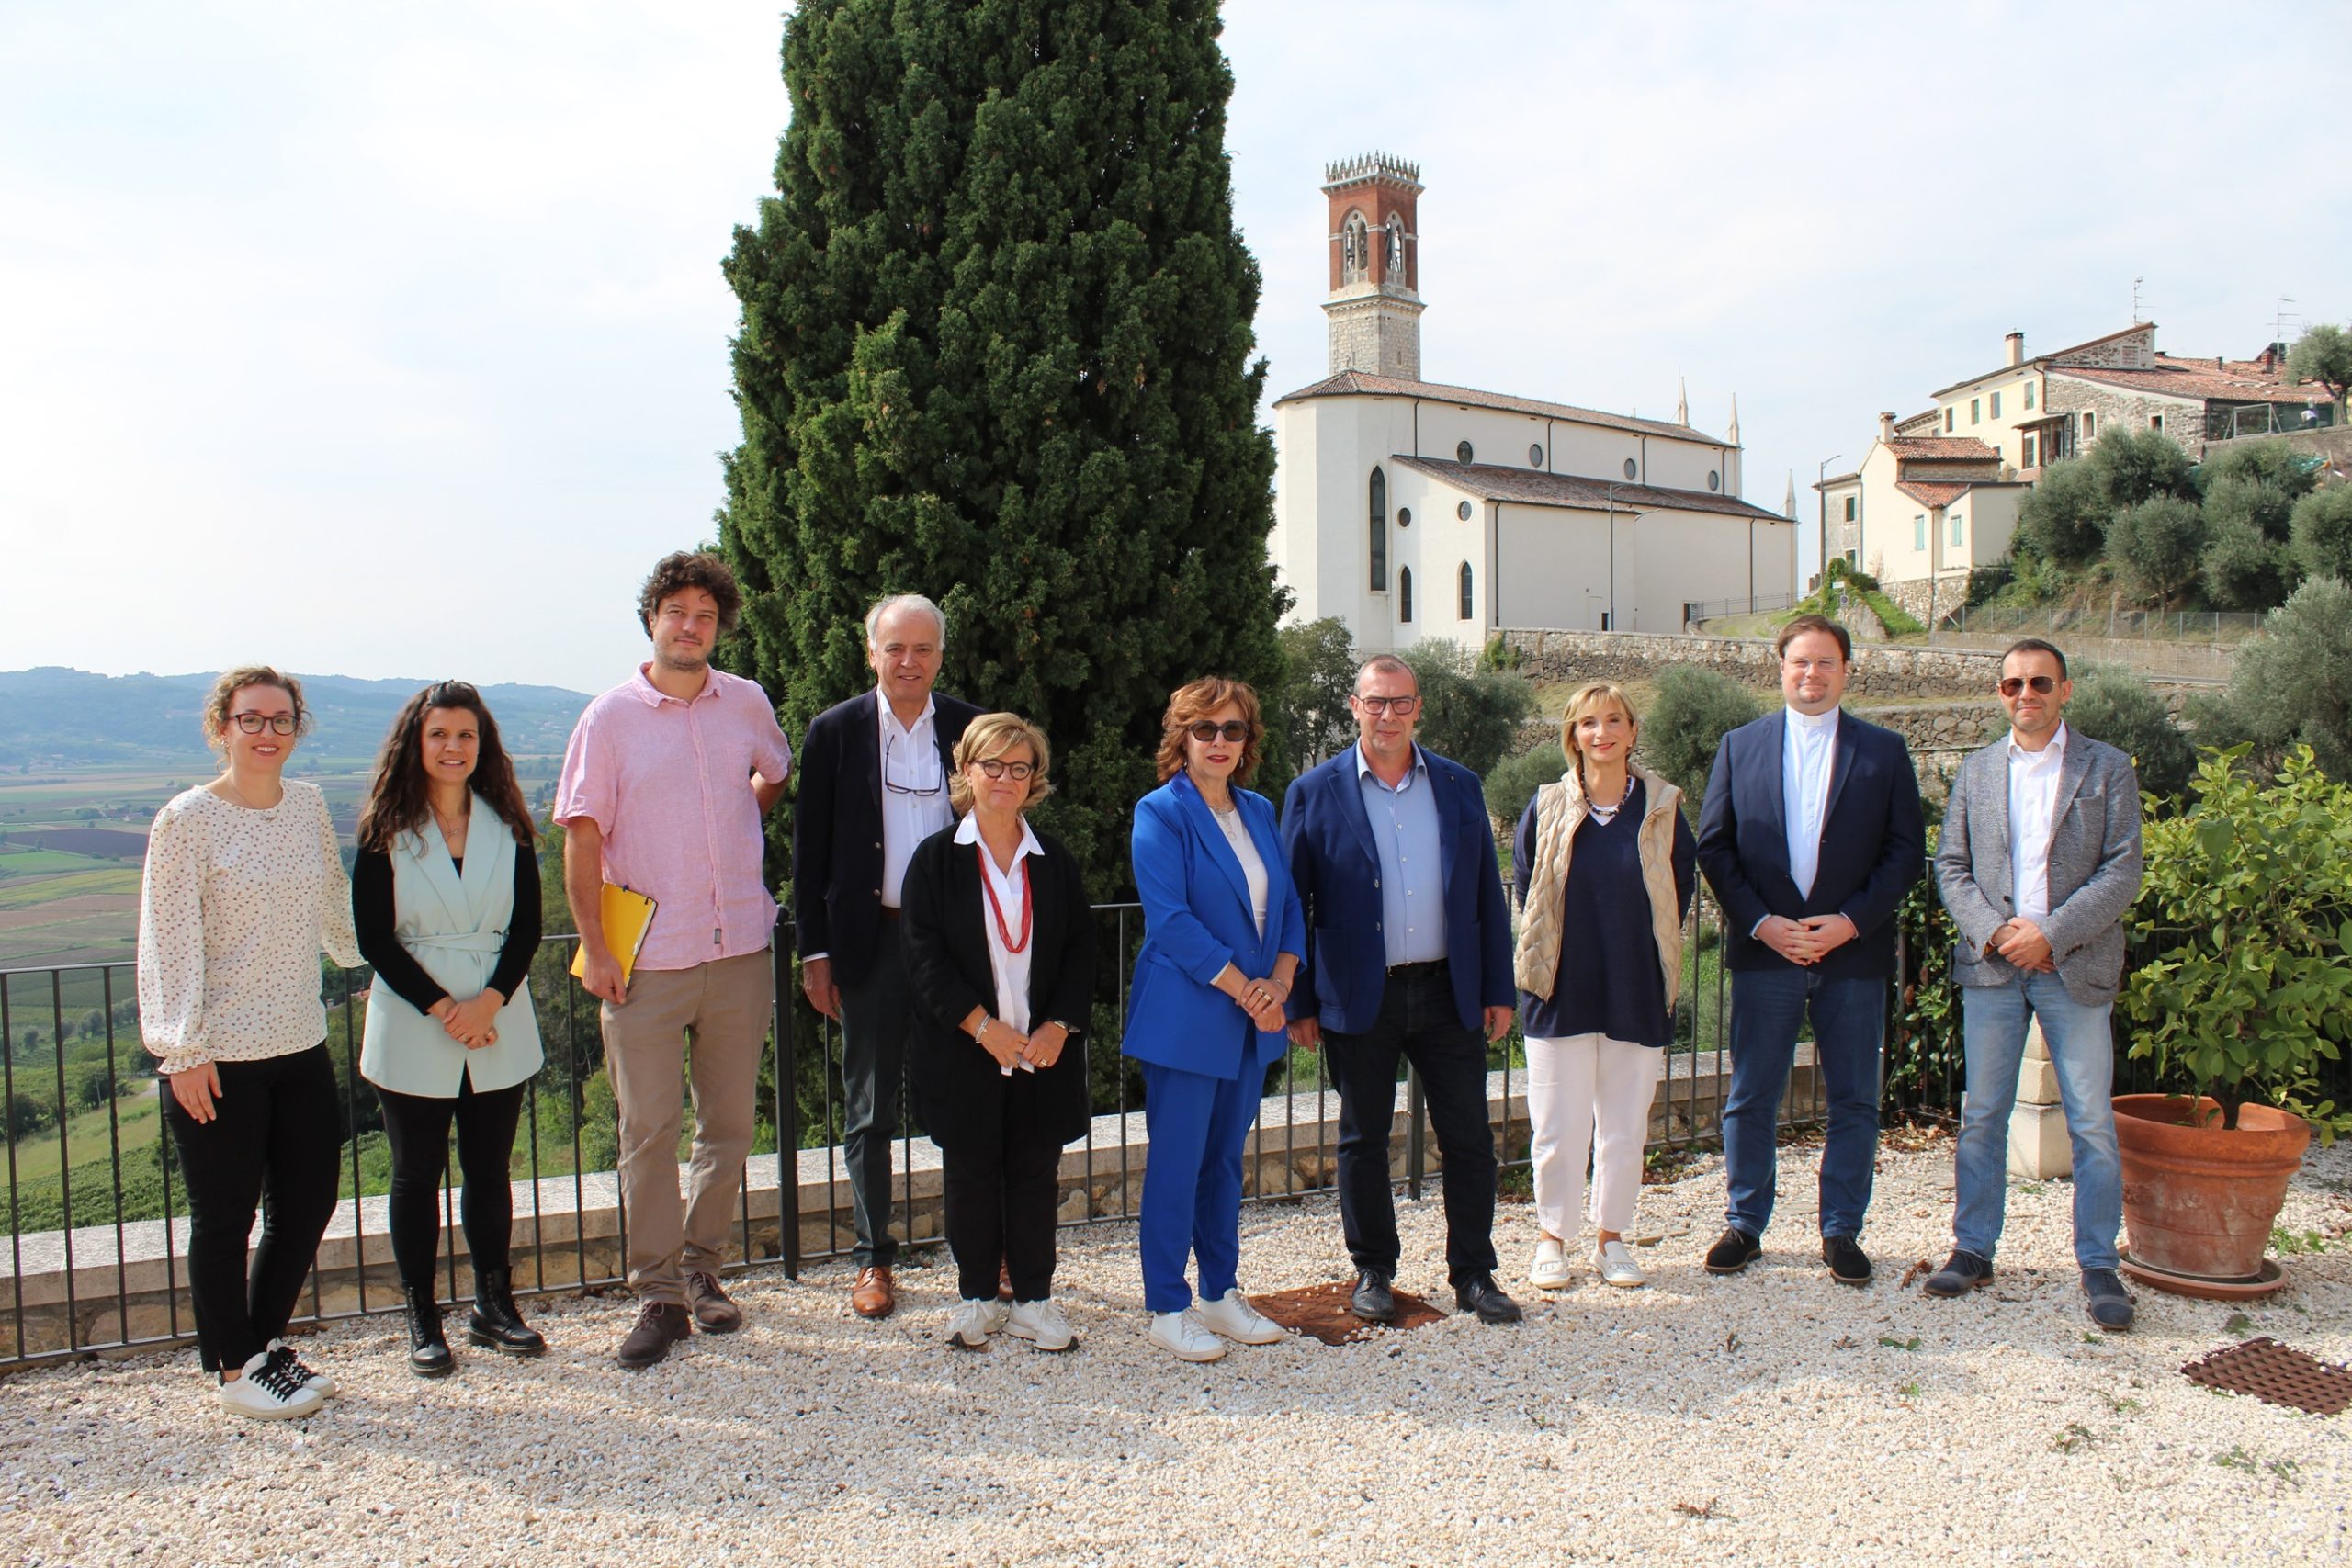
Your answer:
[201,666,311,755]
[1557,682,1640,784]
[949,713,1055,814]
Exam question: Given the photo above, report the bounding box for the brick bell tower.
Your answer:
[1322,152,1423,378]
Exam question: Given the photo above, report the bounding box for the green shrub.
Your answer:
[2201,516,2298,611]
[1484,739,1566,830]
[2064,664,2195,807]
[2290,485,2352,581]
[2190,575,2352,781]
[2119,746,2352,1139]
[1643,665,1764,817]
[1397,639,1536,778]
[2105,495,2209,610]
[2092,426,2199,509]
[2015,458,2109,569]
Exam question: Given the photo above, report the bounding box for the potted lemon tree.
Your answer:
[2115,745,2352,1289]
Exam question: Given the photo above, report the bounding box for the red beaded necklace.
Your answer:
[977,844,1033,953]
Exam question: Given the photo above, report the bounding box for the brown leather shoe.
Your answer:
[685,1271,743,1334]
[997,1259,1014,1303]
[851,1265,896,1319]
[616,1302,691,1369]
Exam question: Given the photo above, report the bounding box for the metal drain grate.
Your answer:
[2180,1337,2352,1416]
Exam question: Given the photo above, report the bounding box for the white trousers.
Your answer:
[1525,1033,1665,1241]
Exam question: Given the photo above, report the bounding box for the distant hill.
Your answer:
[0,668,594,767]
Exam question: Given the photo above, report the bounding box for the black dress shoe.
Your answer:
[1702,1227,1761,1275]
[1453,1273,1523,1325]
[1823,1234,1872,1286]
[1350,1269,1396,1324]
[1922,1248,1994,1298]
[2083,1268,2135,1332]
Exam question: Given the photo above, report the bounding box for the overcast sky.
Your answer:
[6,2,2346,694]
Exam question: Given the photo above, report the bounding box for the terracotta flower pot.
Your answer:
[2113,1093,2311,1282]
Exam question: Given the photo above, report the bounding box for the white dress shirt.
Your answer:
[1209,802,1269,939]
[2007,721,2069,926]
[878,691,954,908]
[956,812,1043,1034]
[1782,705,1840,900]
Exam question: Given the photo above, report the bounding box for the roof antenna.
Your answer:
[2273,296,2301,345]
[2131,276,2145,323]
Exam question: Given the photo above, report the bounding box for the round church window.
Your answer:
[1708,470,1721,491]
[1456,501,1473,521]
[1528,444,1544,466]
[1456,440,1474,464]
[1623,458,1637,479]
[1396,507,1412,528]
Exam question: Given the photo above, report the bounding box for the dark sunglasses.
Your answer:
[1188,721,1250,744]
[1998,675,2059,697]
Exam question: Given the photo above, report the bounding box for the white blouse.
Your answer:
[955,812,1042,1035]
[1211,803,1269,939]
[136,782,363,1077]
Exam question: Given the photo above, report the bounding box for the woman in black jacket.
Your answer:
[901,713,1096,1351]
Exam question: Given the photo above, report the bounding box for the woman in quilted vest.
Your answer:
[1510,682,1697,1291]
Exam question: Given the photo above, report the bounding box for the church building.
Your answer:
[1270,153,1797,652]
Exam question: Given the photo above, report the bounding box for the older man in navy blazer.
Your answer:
[1697,614,1924,1287]
[793,594,983,1319]
[1283,654,1522,1325]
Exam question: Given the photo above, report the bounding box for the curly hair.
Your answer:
[356,682,537,853]
[200,667,310,754]
[637,550,742,638]
[1154,677,1265,786]
[948,713,1054,815]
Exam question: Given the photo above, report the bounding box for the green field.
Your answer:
[0,849,109,875]
[0,865,141,910]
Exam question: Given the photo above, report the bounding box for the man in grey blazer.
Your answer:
[1927,638,2144,1329]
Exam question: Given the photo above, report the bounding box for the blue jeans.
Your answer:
[1953,973,2122,1271]
[1723,967,1884,1240]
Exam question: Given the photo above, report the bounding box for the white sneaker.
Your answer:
[1529,1235,1573,1290]
[1595,1239,1647,1289]
[217,1348,325,1420]
[1148,1309,1227,1363]
[1004,1298,1075,1352]
[946,1298,1011,1348]
[1192,1289,1288,1345]
[266,1337,334,1398]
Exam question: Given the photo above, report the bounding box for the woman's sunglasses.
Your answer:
[1188,721,1250,743]
[1998,675,2059,697]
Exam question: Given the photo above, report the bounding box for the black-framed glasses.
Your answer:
[1998,675,2058,697]
[975,759,1035,781]
[882,734,943,796]
[1354,694,1419,716]
[1187,721,1250,743]
[231,713,299,736]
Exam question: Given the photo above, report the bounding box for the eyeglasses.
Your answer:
[231,713,298,736]
[1783,659,1844,674]
[1188,721,1250,743]
[882,735,943,796]
[1998,675,2059,697]
[1353,694,1419,716]
[975,759,1035,781]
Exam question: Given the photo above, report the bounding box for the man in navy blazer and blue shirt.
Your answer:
[1283,654,1523,1325]
[1696,614,1924,1286]
[793,594,983,1319]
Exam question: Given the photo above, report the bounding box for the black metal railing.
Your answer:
[2,895,1827,1369]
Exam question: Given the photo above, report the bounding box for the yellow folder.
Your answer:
[570,884,658,987]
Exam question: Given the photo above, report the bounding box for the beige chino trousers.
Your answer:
[600,949,774,1305]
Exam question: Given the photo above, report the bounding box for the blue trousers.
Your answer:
[1137,1058,1264,1314]
[1953,974,2123,1270]
[1722,966,1885,1240]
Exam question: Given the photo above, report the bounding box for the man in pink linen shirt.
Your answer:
[555,550,791,1369]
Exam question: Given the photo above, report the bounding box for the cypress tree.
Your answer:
[718,0,1284,894]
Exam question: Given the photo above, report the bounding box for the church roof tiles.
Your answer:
[1275,370,1730,446]
[1387,455,1788,521]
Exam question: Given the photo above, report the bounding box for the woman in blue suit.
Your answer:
[1124,677,1306,1362]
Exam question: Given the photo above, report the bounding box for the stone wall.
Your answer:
[1499,626,2010,700]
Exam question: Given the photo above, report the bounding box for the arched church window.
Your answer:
[1398,566,1414,624]
[1458,562,1474,621]
[1341,213,1370,284]
[1369,467,1388,591]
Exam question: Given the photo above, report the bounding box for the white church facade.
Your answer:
[1270,154,1798,653]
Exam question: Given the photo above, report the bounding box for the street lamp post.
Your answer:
[1816,454,1840,592]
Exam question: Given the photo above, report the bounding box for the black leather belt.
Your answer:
[1386,958,1448,978]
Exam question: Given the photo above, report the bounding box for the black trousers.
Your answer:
[1323,962,1500,1284]
[162,1043,342,1374]
[836,916,910,1268]
[938,1070,1061,1303]
[374,1077,527,1294]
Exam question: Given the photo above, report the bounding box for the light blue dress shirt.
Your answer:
[1355,742,1448,966]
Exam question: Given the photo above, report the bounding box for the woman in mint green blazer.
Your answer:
[354,682,545,1377]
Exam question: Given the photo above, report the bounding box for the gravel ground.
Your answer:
[5,1133,2347,1568]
